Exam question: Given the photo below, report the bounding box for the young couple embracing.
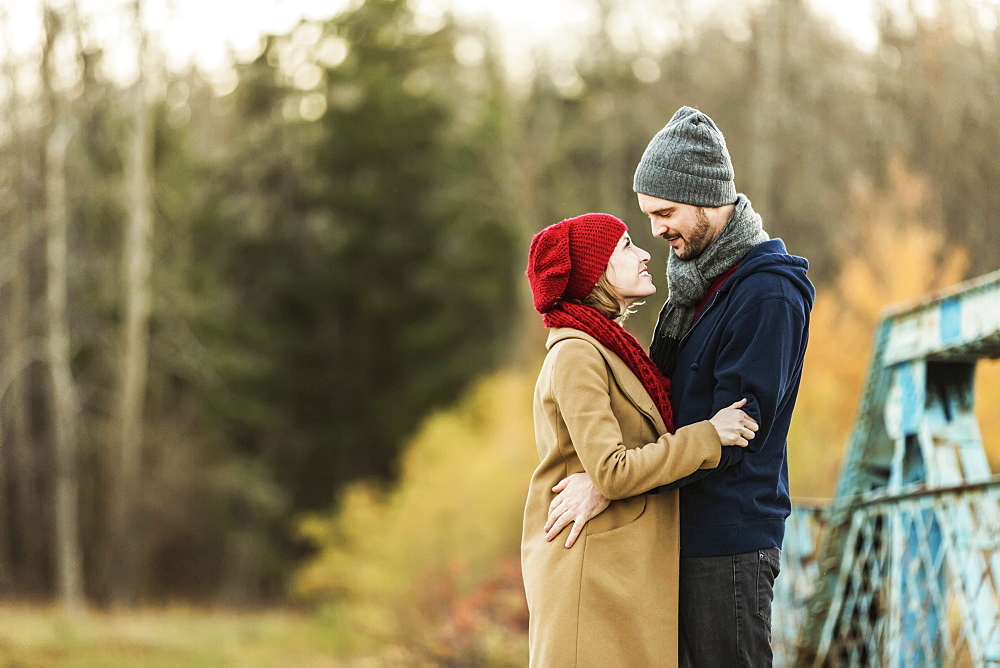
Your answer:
[521,107,815,667]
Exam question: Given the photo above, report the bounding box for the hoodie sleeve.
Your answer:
[550,338,722,500]
[654,293,809,490]
[712,295,808,450]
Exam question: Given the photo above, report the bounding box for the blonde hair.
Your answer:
[572,273,641,322]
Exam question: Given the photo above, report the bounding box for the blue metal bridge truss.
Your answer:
[774,270,1000,667]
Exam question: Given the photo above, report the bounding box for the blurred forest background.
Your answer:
[1,0,1000,663]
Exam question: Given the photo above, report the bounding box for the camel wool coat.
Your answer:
[521,328,722,667]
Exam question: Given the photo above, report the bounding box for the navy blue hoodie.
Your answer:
[656,239,814,557]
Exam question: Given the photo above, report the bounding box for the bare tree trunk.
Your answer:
[0,6,46,598]
[0,263,43,597]
[748,0,789,216]
[109,0,153,603]
[593,0,626,215]
[7,257,38,597]
[505,98,558,365]
[42,5,84,613]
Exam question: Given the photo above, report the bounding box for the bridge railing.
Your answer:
[773,500,827,666]
[774,479,1000,667]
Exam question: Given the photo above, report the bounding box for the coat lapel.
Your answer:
[546,328,668,434]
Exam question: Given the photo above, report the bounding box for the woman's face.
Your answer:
[606,233,656,305]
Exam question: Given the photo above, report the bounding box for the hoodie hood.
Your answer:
[731,238,815,310]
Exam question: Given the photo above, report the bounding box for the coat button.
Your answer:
[690,363,700,371]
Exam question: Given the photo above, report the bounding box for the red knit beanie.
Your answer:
[526,213,628,314]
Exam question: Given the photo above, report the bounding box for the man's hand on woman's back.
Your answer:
[544,473,609,548]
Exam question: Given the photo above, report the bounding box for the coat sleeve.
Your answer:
[655,294,808,491]
[550,339,722,500]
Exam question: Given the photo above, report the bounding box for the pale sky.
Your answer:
[3,0,999,85]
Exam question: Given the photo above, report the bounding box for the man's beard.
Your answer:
[674,207,712,261]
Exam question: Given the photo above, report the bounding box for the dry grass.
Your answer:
[0,605,351,667]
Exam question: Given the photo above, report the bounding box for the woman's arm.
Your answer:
[551,339,723,500]
[544,340,755,547]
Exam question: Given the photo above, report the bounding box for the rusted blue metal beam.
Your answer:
[782,269,1000,667]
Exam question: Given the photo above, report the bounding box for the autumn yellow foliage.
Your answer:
[788,160,1000,497]
[294,369,538,663]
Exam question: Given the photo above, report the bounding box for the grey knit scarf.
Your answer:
[649,194,769,377]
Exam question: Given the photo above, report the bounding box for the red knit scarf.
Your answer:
[544,301,674,433]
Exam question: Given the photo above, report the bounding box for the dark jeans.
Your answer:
[678,547,781,667]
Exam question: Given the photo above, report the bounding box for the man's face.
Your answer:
[637,193,718,261]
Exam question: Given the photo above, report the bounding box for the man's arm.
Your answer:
[544,294,806,533]
[543,401,755,546]
[655,294,807,491]
[541,340,724,547]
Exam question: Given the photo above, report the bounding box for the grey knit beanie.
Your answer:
[633,106,737,207]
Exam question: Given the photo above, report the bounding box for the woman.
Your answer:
[521,213,757,667]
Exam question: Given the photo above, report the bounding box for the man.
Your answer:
[543,106,814,666]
